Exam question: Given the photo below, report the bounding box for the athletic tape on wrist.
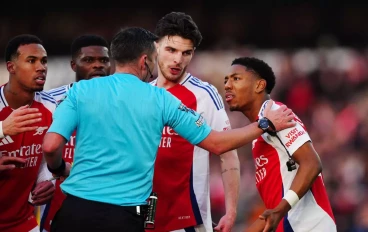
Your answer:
[283,190,299,208]
[0,121,4,138]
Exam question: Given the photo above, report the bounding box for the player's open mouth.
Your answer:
[170,68,181,75]
[225,93,234,102]
[90,71,106,77]
[35,76,46,85]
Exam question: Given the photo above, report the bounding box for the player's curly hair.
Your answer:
[155,12,202,48]
[231,57,276,94]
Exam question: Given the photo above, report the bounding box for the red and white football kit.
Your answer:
[252,100,336,232]
[0,84,56,232]
[150,74,231,232]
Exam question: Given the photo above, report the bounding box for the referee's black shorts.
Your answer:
[50,194,145,232]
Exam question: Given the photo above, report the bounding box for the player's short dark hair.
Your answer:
[110,27,158,64]
[71,34,109,59]
[232,57,276,94]
[5,34,43,62]
[155,12,202,48]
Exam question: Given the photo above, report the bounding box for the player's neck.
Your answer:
[244,95,270,122]
[156,72,187,89]
[4,81,35,109]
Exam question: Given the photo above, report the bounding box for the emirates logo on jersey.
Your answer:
[255,155,268,184]
[0,144,42,168]
[159,127,178,148]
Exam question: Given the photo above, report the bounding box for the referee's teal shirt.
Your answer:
[47,73,211,206]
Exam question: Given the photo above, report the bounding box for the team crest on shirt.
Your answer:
[178,103,196,116]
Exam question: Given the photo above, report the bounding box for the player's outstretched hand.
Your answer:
[263,100,295,131]
[2,105,42,136]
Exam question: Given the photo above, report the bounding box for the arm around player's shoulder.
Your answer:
[264,100,313,157]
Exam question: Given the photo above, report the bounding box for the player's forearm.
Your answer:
[277,161,322,213]
[42,133,66,169]
[220,150,240,217]
[289,161,322,199]
[199,123,262,155]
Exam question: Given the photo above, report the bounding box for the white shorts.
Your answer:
[171,224,208,232]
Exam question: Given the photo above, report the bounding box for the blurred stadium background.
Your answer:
[1,2,368,231]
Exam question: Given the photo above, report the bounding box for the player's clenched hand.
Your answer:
[2,105,42,136]
[31,180,55,205]
[263,100,296,131]
[0,156,26,172]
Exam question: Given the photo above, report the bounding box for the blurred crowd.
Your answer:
[1,46,367,232]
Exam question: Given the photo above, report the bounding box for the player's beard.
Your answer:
[229,106,239,111]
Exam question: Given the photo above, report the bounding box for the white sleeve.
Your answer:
[270,104,311,156]
[197,84,231,131]
[36,157,53,184]
[45,84,71,103]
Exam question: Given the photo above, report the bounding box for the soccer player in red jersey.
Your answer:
[224,57,336,232]
[0,34,56,232]
[150,12,240,232]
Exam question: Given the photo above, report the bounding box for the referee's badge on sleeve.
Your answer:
[178,103,196,116]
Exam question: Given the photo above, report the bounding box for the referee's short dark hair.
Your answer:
[5,34,43,62]
[71,34,109,59]
[110,27,158,64]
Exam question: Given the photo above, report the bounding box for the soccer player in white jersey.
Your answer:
[0,34,56,232]
[224,57,336,232]
[150,12,240,232]
[41,34,111,232]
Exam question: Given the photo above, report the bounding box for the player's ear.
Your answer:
[70,60,77,72]
[255,79,267,93]
[154,41,160,55]
[6,61,15,74]
[140,55,147,70]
